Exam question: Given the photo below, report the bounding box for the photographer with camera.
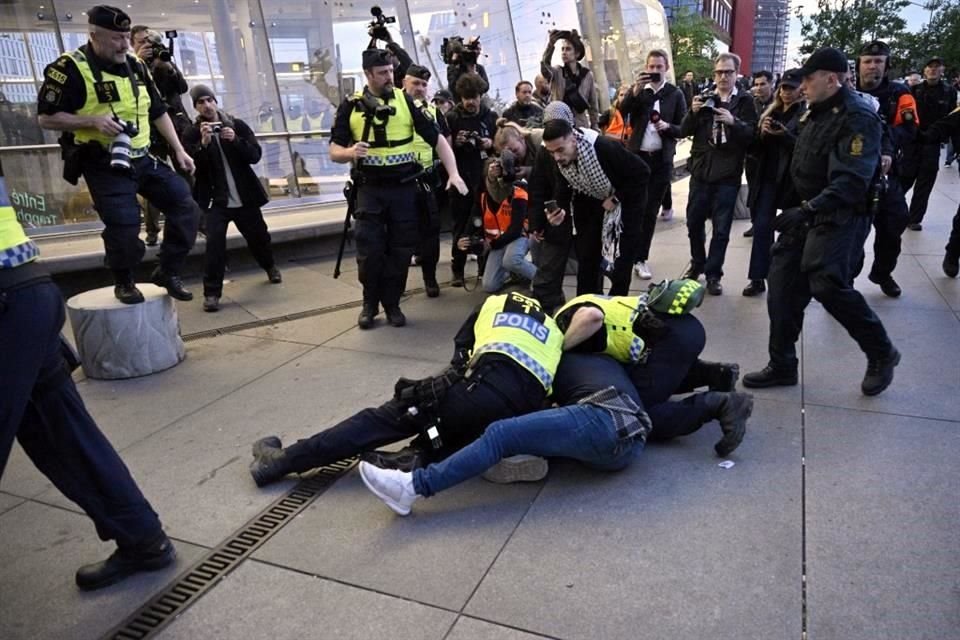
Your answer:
[679,52,758,296]
[183,85,281,313]
[444,36,489,104]
[458,158,537,293]
[445,73,499,287]
[329,49,466,329]
[37,5,197,304]
[367,6,413,86]
[541,29,599,129]
[131,25,195,246]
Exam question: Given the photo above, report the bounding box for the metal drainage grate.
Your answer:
[103,458,356,640]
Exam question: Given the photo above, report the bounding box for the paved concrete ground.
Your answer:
[2,162,959,640]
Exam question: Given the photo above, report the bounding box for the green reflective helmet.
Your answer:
[647,278,704,315]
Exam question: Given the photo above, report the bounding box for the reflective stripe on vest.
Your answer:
[349,88,418,168]
[470,292,563,391]
[410,100,438,170]
[558,294,646,364]
[67,51,152,151]
[0,173,39,268]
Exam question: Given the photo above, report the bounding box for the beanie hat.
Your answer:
[190,84,216,106]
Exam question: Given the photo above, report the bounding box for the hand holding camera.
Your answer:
[368,6,396,43]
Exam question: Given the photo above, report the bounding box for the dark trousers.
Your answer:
[903,142,941,225]
[449,188,475,274]
[747,180,778,281]
[532,234,573,314]
[766,215,893,372]
[82,154,198,279]
[355,181,420,309]
[686,177,739,279]
[281,357,546,472]
[203,204,275,297]
[572,206,605,296]
[635,152,671,263]
[946,202,960,258]
[627,313,713,440]
[416,182,441,283]
[661,185,673,210]
[0,279,162,549]
[868,177,909,279]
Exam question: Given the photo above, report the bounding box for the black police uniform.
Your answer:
[904,75,958,225]
[855,43,916,294]
[764,85,896,377]
[329,60,444,320]
[921,106,960,273]
[37,47,197,286]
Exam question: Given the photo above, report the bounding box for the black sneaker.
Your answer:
[114,282,145,304]
[385,306,406,327]
[742,280,766,297]
[358,304,377,330]
[424,279,440,298]
[706,278,723,296]
[681,265,703,281]
[360,446,427,473]
[75,533,176,591]
[868,272,902,298]
[450,271,465,287]
[743,365,798,388]
[266,267,282,284]
[743,226,755,238]
[943,253,959,278]
[150,268,193,301]
[862,347,900,396]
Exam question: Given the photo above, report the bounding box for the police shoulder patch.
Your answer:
[850,133,864,157]
[46,67,68,85]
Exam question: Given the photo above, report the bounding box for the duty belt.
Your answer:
[0,260,51,291]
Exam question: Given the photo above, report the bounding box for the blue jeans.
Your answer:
[482,236,537,292]
[686,178,739,279]
[413,404,640,497]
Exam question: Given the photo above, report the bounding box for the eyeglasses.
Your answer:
[713,69,736,77]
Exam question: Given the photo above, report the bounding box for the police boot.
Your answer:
[114,281,145,305]
[360,446,428,473]
[75,531,176,591]
[385,306,407,327]
[357,304,377,330]
[249,436,293,487]
[743,365,798,388]
[862,347,900,396]
[424,278,441,298]
[150,267,194,301]
[700,391,754,457]
[680,359,740,393]
[943,252,959,278]
[868,272,902,298]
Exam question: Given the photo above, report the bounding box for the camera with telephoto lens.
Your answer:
[145,30,172,63]
[498,148,517,182]
[368,6,396,40]
[699,89,720,113]
[358,91,397,119]
[441,36,481,66]
[460,214,485,255]
[109,117,140,171]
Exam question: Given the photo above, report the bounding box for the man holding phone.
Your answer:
[619,49,687,281]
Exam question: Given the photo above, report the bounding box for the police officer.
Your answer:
[403,64,448,298]
[248,291,565,484]
[329,49,466,329]
[855,40,918,298]
[37,6,198,304]
[904,56,958,230]
[919,105,960,276]
[744,48,900,396]
[0,159,175,591]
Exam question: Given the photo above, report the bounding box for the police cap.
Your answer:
[780,68,803,88]
[405,64,431,81]
[362,48,392,70]
[799,47,849,76]
[859,40,891,58]
[87,5,131,32]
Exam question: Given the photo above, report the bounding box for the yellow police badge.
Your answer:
[850,134,864,157]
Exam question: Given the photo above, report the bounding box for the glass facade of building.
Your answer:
[0,0,669,236]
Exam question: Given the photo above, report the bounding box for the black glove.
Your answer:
[773,205,810,234]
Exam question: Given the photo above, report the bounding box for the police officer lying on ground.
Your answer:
[743,47,901,396]
[329,49,467,329]
[248,292,565,486]
[37,5,198,304]
[1,160,176,591]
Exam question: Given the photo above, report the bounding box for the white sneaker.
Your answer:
[359,461,419,516]
[660,208,674,221]
[481,455,549,484]
[634,261,653,280]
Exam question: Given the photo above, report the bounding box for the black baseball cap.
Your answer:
[88,5,131,32]
[799,48,849,76]
[925,56,945,68]
[432,89,454,104]
[780,68,803,88]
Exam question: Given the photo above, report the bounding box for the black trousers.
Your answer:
[280,357,547,472]
[532,234,573,314]
[947,202,960,259]
[203,204,276,297]
[766,214,893,372]
[416,181,441,283]
[355,181,420,309]
[82,154,198,279]
[449,187,475,274]
[635,152,671,263]
[1,278,162,549]
[868,177,909,280]
[902,142,942,225]
[573,206,605,296]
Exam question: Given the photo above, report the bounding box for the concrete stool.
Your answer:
[66,284,186,380]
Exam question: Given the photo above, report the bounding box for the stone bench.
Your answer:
[66,284,186,380]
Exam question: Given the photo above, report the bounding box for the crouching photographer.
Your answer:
[457,157,537,293]
[183,85,281,313]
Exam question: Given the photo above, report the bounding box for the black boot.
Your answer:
[114,281,145,304]
[862,347,900,396]
[868,272,902,298]
[150,267,193,301]
[250,436,293,487]
[743,365,798,388]
[701,391,754,457]
[360,446,428,473]
[357,304,377,330]
[678,359,740,393]
[75,532,176,591]
[385,306,406,327]
[424,278,440,298]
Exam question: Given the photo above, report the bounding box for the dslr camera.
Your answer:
[368,6,396,41]
[441,36,481,66]
[144,30,175,63]
[358,91,396,119]
[109,117,140,172]
[497,149,517,182]
[698,89,720,113]
[460,214,486,255]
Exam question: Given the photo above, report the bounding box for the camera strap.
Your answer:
[84,48,142,134]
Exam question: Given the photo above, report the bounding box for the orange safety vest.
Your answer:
[482,185,529,241]
[604,109,633,145]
